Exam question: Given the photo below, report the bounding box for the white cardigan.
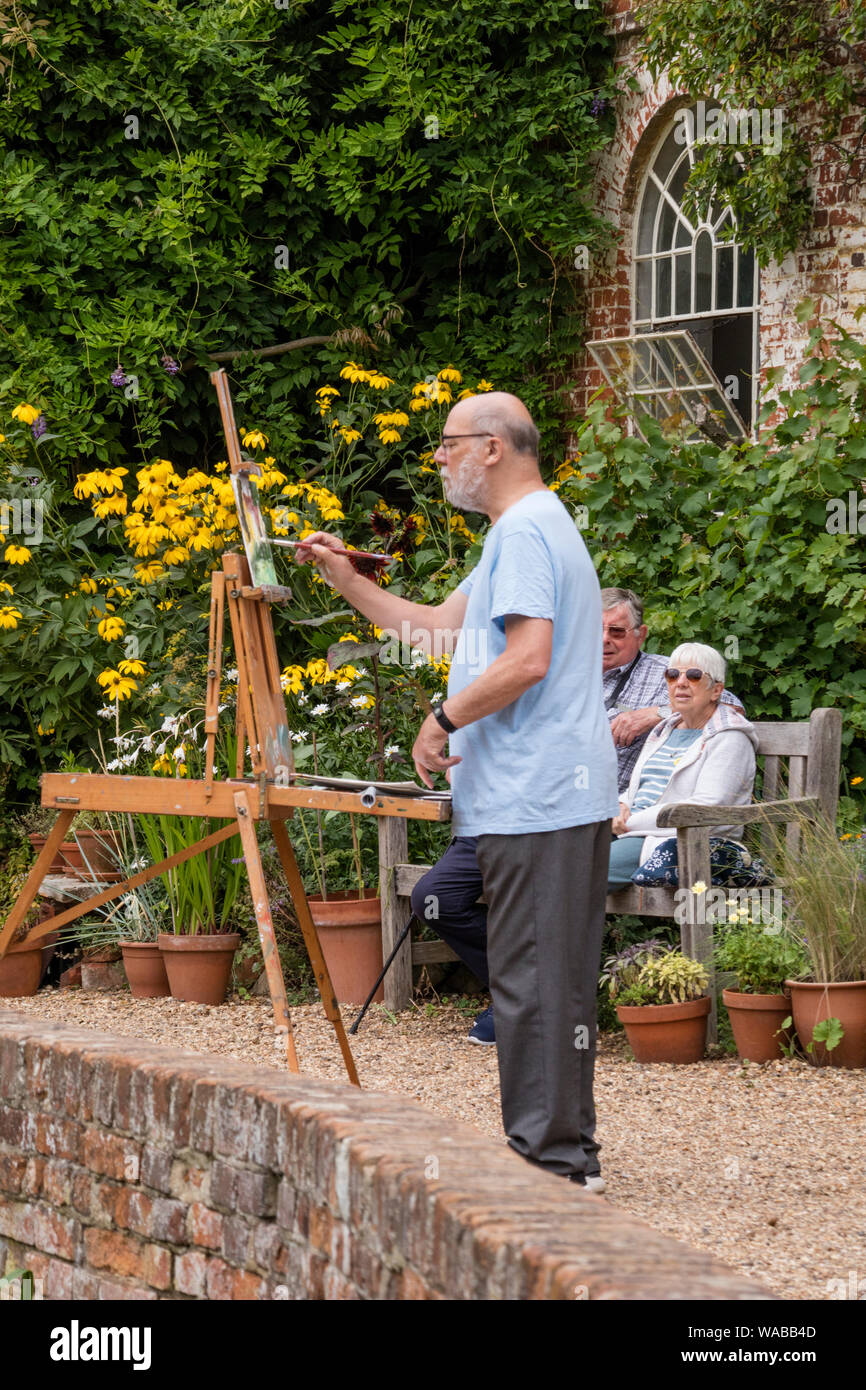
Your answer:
[618,704,759,865]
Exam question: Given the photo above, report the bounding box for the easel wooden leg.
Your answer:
[0,809,75,957]
[233,792,300,1074]
[270,821,360,1088]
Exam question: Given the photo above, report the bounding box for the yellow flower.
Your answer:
[378,428,402,445]
[97,616,126,641]
[11,403,40,425]
[305,657,334,686]
[437,366,462,383]
[339,427,363,445]
[157,600,175,611]
[374,411,409,428]
[118,658,146,676]
[93,494,128,518]
[37,722,54,735]
[0,433,5,443]
[852,776,864,786]
[5,544,31,565]
[79,577,98,594]
[316,385,340,399]
[339,361,371,384]
[97,669,137,701]
[0,581,13,596]
[456,388,476,400]
[152,754,173,775]
[241,430,269,450]
[0,606,22,629]
[475,379,494,392]
[162,545,190,566]
[410,397,432,412]
[281,665,306,694]
[134,561,166,583]
[366,371,394,389]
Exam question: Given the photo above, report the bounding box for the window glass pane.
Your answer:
[695,230,713,312]
[656,258,671,318]
[737,247,756,307]
[652,127,682,184]
[635,260,652,321]
[668,154,690,210]
[657,196,677,251]
[716,246,734,309]
[637,180,661,255]
[675,253,692,316]
[674,217,691,248]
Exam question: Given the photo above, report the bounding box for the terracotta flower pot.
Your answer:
[121,941,171,998]
[785,979,866,1069]
[0,941,44,998]
[159,933,240,1005]
[28,833,68,873]
[616,995,711,1064]
[28,830,119,880]
[307,894,383,1005]
[722,988,793,1063]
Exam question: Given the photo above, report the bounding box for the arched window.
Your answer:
[633,105,759,430]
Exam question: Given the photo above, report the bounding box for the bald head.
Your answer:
[453,392,540,459]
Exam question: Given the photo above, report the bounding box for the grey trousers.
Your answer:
[476,820,612,1177]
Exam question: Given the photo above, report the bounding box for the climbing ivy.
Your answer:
[0,0,618,472]
[637,0,866,265]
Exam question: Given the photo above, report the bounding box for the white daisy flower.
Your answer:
[311,704,328,716]
[384,744,400,757]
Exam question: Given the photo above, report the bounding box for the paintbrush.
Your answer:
[270,539,393,565]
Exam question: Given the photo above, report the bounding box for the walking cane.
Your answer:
[349,913,420,1034]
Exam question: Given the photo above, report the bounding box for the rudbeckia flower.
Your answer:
[11,403,40,425]
[5,544,31,564]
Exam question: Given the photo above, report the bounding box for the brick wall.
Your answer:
[0,1009,774,1301]
[573,3,866,413]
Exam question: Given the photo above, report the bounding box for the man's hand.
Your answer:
[610,705,663,747]
[294,530,358,592]
[611,801,631,836]
[411,713,462,790]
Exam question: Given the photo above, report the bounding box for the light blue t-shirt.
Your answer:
[447,489,619,836]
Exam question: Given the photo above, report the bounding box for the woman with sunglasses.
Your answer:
[608,642,758,888]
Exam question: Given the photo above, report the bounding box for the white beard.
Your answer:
[441,456,487,513]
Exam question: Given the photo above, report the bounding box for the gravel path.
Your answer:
[8,991,866,1301]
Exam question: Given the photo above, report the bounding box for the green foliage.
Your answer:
[714,921,806,994]
[769,810,866,983]
[0,0,617,471]
[617,950,708,1006]
[806,1015,844,1053]
[637,0,866,264]
[560,314,866,794]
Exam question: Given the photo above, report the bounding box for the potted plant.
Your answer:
[715,915,806,1062]
[773,816,866,1069]
[21,799,122,879]
[609,948,711,1063]
[0,845,52,998]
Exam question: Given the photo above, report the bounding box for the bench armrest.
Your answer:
[656,796,820,829]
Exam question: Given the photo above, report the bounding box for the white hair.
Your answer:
[669,642,726,686]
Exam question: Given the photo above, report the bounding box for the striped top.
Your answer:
[630,727,703,812]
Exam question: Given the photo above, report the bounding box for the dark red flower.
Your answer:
[369,511,395,537]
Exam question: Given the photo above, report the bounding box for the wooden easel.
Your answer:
[0,372,449,1085]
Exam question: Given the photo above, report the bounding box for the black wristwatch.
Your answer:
[431,701,457,734]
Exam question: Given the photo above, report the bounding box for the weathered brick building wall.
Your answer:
[0,1010,774,1300]
[575,1,866,414]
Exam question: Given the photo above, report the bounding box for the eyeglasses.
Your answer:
[603,625,637,640]
[437,433,493,451]
[664,668,710,683]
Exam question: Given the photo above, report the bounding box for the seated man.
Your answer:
[609,642,757,887]
[411,586,745,1057]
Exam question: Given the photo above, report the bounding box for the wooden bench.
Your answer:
[377,708,843,1037]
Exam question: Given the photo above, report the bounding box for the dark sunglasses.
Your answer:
[603,625,636,639]
[664,667,709,683]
